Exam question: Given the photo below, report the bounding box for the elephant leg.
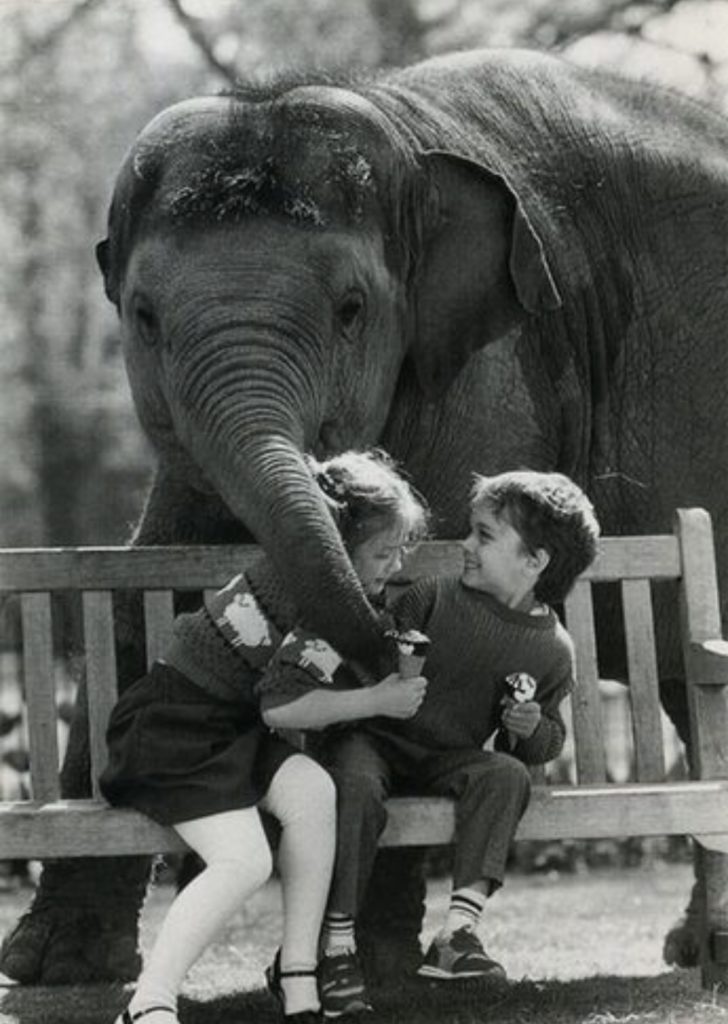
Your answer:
[0,856,149,984]
[658,676,703,969]
[356,847,427,984]
[663,864,701,969]
[0,473,240,984]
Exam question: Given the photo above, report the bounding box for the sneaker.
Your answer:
[319,950,372,1018]
[417,927,506,982]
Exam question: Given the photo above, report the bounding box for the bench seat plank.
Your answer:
[1,782,728,858]
[380,782,728,846]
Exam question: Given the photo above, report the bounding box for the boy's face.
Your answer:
[461,503,542,607]
[351,524,407,597]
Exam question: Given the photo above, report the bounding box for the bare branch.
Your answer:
[164,0,239,85]
[1,0,106,79]
[418,0,467,35]
[367,0,428,66]
[545,0,690,51]
[27,0,106,55]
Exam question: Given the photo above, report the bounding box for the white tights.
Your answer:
[128,754,336,1022]
[261,754,336,1012]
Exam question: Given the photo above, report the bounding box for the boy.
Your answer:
[260,470,600,1016]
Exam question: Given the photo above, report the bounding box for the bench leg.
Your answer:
[699,846,728,989]
[356,847,427,984]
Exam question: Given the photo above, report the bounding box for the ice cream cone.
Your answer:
[398,651,427,678]
[389,629,430,679]
[503,672,537,749]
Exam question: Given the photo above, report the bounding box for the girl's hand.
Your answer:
[371,673,427,719]
[501,699,541,739]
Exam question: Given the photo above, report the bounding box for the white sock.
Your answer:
[323,912,357,955]
[444,886,487,935]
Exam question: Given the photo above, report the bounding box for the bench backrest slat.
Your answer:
[584,535,680,581]
[677,508,728,782]
[0,546,261,591]
[20,593,61,802]
[143,591,176,670]
[82,592,118,797]
[393,536,682,584]
[621,578,665,781]
[0,534,682,591]
[563,580,607,783]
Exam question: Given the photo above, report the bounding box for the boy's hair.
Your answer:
[470,470,600,605]
[307,449,430,552]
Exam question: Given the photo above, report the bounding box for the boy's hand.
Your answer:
[371,673,427,719]
[501,699,541,739]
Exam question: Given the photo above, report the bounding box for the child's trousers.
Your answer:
[322,730,531,918]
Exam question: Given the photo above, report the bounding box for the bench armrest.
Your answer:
[690,639,728,686]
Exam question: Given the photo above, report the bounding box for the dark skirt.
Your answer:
[99,662,294,826]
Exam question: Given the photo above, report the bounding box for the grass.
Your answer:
[0,860,727,1024]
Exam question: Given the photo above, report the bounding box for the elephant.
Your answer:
[3,45,728,985]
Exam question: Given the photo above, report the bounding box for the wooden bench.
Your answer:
[1,508,728,984]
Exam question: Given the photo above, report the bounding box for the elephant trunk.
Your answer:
[168,336,386,663]
[218,432,385,661]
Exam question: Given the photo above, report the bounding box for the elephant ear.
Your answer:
[411,151,561,398]
[95,238,116,304]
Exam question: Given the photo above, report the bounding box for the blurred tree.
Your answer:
[0,0,200,546]
[164,0,385,76]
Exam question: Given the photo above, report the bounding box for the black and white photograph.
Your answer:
[1,2,728,1022]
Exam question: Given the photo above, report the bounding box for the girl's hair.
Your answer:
[470,470,600,605]
[307,449,430,552]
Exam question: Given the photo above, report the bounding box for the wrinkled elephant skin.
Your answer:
[4,47,728,983]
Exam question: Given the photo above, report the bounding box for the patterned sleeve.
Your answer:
[256,626,349,711]
[204,572,281,669]
[494,627,575,765]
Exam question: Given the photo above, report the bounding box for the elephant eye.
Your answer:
[133,296,159,348]
[336,289,365,337]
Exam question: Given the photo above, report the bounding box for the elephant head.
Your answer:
[96,78,560,661]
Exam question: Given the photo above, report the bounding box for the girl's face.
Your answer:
[351,523,408,597]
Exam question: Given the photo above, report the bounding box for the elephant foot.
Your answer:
[663,881,700,969]
[0,856,150,984]
[663,915,700,968]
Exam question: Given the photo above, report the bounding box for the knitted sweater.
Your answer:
[163,557,298,703]
[259,575,574,765]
